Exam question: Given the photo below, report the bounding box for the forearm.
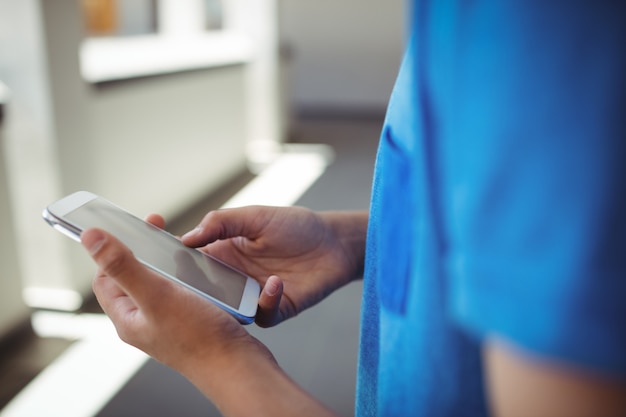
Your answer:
[319,210,369,282]
[182,343,338,417]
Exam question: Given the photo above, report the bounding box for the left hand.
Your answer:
[82,227,274,375]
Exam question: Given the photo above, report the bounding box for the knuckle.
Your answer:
[91,273,102,293]
[99,244,134,278]
[205,211,223,230]
[202,210,220,228]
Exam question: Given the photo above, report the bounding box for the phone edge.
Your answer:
[43,191,259,325]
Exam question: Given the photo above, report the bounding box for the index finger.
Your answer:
[181,206,275,247]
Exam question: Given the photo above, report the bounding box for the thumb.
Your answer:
[255,275,284,328]
[81,228,168,308]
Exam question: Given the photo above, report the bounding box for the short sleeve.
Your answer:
[440,1,626,375]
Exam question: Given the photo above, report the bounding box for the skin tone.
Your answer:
[484,339,626,417]
[84,206,366,417]
[179,206,368,328]
[82,206,626,417]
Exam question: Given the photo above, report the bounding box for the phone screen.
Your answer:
[64,198,247,309]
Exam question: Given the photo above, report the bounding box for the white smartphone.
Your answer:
[43,191,260,324]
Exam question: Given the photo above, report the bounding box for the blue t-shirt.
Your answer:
[356,2,626,416]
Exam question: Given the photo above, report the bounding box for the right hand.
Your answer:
[174,206,367,327]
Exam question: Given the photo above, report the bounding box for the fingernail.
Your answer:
[82,229,105,255]
[264,276,280,297]
[182,226,201,240]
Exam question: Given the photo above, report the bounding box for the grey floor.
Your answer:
[95,115,383,417]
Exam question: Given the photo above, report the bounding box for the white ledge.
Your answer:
[0,81,9,104]
[80,31,254,83]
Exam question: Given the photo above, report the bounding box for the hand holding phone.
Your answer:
[43,191,260,323]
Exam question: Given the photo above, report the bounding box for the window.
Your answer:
[80,0,224,38]
[78,0,249,83]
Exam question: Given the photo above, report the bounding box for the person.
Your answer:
[81,1,626,416]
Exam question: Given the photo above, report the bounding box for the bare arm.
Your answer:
[183,346,337,417]
[83,227,338,417]
[81,207,369,417]
[484,339,626,417]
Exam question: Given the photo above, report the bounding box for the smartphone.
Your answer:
[43,191,260,324]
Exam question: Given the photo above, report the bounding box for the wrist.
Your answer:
[178,331,275,380]
[320,211,368,282]
[182,339,335,417]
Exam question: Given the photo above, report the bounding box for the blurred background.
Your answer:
[0,0,404,415]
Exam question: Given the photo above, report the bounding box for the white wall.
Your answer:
[87,68,249,215]
[279,0,406,111]
[0,0,259,310]
[40,0,250,217]
[0,89,31,337]
[0,0,78,310]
